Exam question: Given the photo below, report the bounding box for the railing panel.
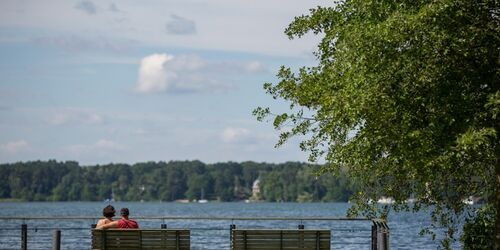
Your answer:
[0,217,375,250]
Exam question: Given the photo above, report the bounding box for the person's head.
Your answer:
[102,205,115,218]
[120,208,130,218]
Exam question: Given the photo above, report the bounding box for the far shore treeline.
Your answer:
[0,160,356,202]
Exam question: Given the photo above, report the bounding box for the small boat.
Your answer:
[377,197,395,204]
[198,188,208,203]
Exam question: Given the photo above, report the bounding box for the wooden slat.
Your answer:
[231,229,330,250]
[91,229,190,250]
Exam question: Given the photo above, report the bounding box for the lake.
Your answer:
[0,202,460,249]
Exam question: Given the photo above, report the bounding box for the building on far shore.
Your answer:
[250,179,261,200]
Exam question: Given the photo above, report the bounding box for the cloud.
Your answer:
[66,139,125,155]
[75,0,97,15]
[168,54,205,71]
[135,53,266,94]
[0,140,28,154]
[135,54,175,93]
[94,139,124,150]
[49,108,103,126]
[33,35,133,52]
[221,127,253,144]
[244,61,267,73]
[166,15,196,35]
[135,53,223,94]
[208,60,268,74]
[2,0,333,57]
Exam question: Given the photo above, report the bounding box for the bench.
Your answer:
[231,229,331,250]
[91,229,190,250]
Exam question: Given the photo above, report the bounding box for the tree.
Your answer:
[254,0,499,248]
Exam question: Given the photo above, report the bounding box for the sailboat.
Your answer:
[198,188,208,203]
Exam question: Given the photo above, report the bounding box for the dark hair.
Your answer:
[103,205,115,218]
[120,208,129,216]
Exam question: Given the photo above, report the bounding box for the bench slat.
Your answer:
[231,229,330,250]
[92,229,190,250]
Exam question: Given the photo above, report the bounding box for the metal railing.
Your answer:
[372,219,390,250]
[0,216,389,250]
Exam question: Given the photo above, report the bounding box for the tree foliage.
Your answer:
[0,160,356,203]
[462,204,495,250]
[254,0,499,247]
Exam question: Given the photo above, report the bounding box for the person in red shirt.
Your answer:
[96,207,138,229]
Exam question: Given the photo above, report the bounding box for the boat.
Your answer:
[198,188,208,203]
[377,197,395,204]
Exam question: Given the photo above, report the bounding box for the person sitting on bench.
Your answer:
[96,205,115,228]
[96,207,139,229]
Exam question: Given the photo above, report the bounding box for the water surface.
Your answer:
[0,202,459,249]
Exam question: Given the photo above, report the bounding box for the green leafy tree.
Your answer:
[462,204,495,250]
[185,173,213,200]
[0,160,357,202]
[0,165,11,198]
[254,0,499,248]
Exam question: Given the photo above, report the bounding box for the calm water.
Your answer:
[0,202,460,249]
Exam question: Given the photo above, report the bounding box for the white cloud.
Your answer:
[135,53,267,94]
[0,140,28,154]
[50,108,103,125]
[244,61,267,73]
[169,54,205,71]
[135,53,175,93]
[221,127,252,143]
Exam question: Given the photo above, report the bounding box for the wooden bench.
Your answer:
[231,229,331,250]
[91,229,190,250]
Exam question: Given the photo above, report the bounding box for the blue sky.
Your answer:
[0,0,332,165]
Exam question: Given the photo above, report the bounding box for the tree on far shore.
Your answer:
[255,0,499,248]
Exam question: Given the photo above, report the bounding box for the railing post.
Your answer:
[175,230,180,250]
[21,224,27,250]
[381,221,390,250]
[230,224,236,250]
[52,230,61,250]
[372,219,389,250]
[375,220,384,250]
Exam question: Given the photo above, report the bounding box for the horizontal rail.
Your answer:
[0,216,370,221]
[0,215,372,250]
[0,227,372,231]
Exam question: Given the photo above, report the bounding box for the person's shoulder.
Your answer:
[97,218,112,224]
[130,219,139,228]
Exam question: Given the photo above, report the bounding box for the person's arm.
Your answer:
[96,219,108,228]
[96,221,119,229]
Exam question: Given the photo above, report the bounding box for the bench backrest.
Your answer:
[92,229,190,250]
[231,229,331,250]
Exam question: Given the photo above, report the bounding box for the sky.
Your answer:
[0,0,333,165]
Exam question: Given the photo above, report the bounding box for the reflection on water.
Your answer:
[0,202,457,249]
